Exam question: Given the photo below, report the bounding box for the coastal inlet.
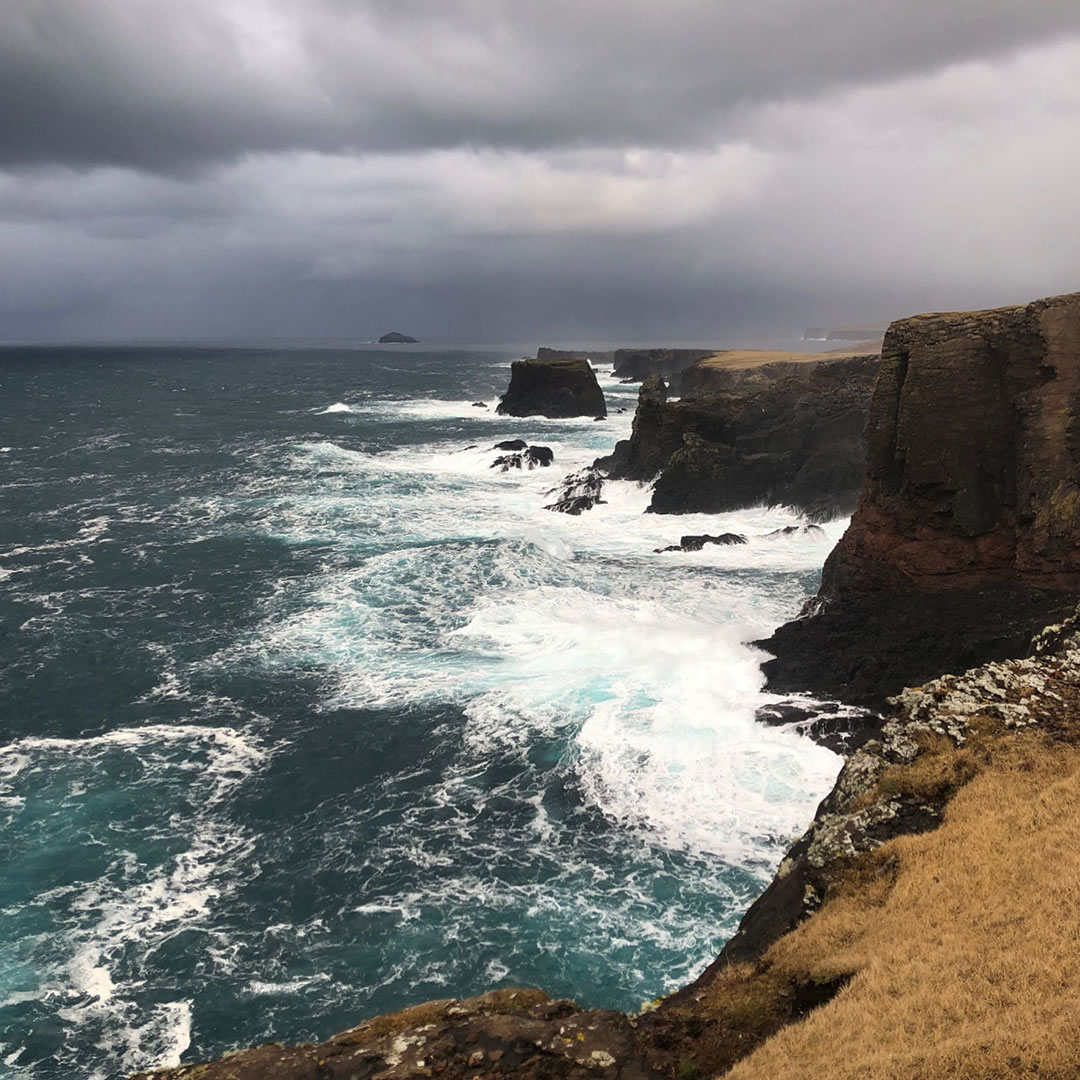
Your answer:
[0,344,840,1079]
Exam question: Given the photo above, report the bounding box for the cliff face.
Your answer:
[497,356,607,419]
[762,292,1080,705]
[611,348,713,382]
[826,292,1080,592]
[600,355,878,519]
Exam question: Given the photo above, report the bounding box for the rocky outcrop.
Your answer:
[761,292,1080,706]
[655,533,747,552]
[600,355,878,519]
[545,467,606,514]
[611,348,713,383]
[537,347,616,367]
[497,357,607,419]
[133,988,662,1080]
[490,442,554,470]
[379,331,420,344]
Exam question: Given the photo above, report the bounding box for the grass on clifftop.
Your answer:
[723,725,1080,1080]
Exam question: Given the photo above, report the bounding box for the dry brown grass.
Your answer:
[723,729,1080,1080]
[697,348,875,371]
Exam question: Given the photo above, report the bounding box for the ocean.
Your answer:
[0,345,841,1079]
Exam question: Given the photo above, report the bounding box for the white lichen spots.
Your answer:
[589,1050,616,1068]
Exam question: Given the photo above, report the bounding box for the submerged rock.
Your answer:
[490,444,554,471]
[544,467,606,514]
[655,532,748,552]
[496,356,607,419]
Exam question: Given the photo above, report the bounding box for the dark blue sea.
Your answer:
[0,345,841,1078]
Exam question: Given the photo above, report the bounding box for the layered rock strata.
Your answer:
[762,292,1080,706]
[600,355,878,518]
[497,356,607,419]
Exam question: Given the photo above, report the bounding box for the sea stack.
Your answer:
[379,331,420,343]
[761,291,1080,706]
[496,355,607,419]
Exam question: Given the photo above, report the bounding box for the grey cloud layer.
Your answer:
[5,0,1080,171]
[2,2,1080,340]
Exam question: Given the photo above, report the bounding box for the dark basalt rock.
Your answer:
[765,524,825,538]
[761,291,1080,708]
[598,357,878,520]
[378,331,419,344]
[655,532,747,553]
[490,444,554,471]
[496,356,607,419]
[471,401,488,408]
[545,467,606,514]
[611,347,713,382]
[493,439,528,451]
[537,346,616,366]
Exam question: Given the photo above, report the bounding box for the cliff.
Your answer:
[762,292,1080,705]
[611,348,713,382]
[134,607,1080,1080]
[600,354,878,519]
[496,356,607,419]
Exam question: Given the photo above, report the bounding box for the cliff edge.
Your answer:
[762,292,1080,705]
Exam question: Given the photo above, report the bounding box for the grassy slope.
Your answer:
[721,723,1080,1079]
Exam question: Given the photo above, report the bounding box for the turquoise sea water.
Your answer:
[0,345,841,1078]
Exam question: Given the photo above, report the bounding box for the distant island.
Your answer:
[378,331,420,344]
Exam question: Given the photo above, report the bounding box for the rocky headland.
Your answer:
[611,348,714,383]
[379,331,420,344]
[598,352,879,519]
[136,292,1080,1080]
[762,292,1080,707]
[497,355,607,419]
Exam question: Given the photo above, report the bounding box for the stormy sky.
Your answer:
[3,1,1080,343]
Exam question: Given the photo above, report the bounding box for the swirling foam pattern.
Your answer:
[0,346,840,1078]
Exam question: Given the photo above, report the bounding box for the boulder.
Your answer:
[496,357,607,419]
[655,532,748,553]
[490,444,554,471]
[760,291,1080,707]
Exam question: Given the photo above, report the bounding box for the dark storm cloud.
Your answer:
[4,0,1080,172]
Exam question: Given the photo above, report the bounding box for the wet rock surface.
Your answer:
[497,357,607,419]
[545,467,606,514]
[655,533,747,553]
[491,444,554,471]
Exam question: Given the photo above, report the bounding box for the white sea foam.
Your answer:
[1,724,268,1076]
[318,402,357,414]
